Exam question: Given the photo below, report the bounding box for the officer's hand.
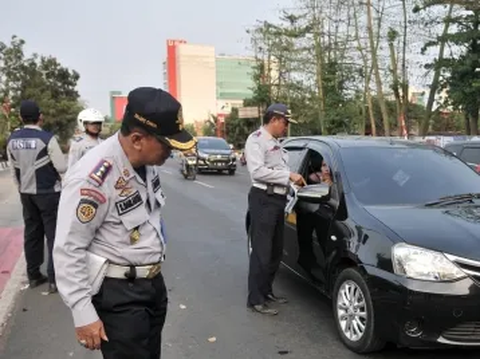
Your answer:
[75,320,109,351]
[290,172,306,187]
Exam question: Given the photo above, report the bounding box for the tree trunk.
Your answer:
[421,4,453,136]
[367,0,390,136]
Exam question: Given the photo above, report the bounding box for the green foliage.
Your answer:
[184,123,197,136]
[201,121,216,137]
[0,35,83,145]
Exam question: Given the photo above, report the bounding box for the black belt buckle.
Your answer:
[266,184,274,195]
[124,265,137,280]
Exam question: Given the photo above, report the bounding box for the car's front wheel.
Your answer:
[332,268,385,354]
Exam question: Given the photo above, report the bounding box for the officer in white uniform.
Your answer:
[67,108,105,169]
[53,87,196,358]
[245,103,305,316]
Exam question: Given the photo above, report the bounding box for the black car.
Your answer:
[245,136,480,353]
[444,140,480,173]
[196,136,237,175]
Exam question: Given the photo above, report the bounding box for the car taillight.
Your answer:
[475,164,480,173]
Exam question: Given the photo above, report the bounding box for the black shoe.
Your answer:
[266,293,288,304]
[29,275,48,288]
[248,304,279,316]
[47,283,57,294]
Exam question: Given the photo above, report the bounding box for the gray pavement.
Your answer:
[0,160,479,358]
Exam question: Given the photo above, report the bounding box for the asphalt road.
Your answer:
[0,159,479,359]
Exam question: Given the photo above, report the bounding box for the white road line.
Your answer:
[161,169,172,174]
[194,180,214,189]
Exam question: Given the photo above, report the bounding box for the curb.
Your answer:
[0,252,26,338]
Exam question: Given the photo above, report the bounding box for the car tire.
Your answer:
[228,169,235,176]
[332,267,385,354]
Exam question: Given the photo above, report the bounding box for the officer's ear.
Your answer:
[129,130,149,150]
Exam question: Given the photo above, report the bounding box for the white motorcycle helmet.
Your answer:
[77,108,105,130]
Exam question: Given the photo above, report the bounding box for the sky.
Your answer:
[1,0,295,116]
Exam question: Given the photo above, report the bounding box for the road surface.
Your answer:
[0,160,478,359]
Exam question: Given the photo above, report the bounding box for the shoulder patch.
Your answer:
[76,198,98,224]
[88,160,112,186]
[80,188,106,204]
[73,136,84,143]
[253,130,262,138]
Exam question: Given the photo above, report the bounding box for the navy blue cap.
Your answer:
[265,103,297,124]
[20,100,41,122]
[123,87,196,150]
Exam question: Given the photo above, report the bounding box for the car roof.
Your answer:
[444,140,480,147]
[284,135,433,149]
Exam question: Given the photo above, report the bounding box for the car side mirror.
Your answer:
[296,183,330,203]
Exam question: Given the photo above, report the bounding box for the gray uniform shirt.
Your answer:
[53,132,167,327]
[244,126,290,186]
[67,133,102,169]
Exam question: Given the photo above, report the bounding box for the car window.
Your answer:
[283,147,306,173]
[197,138,230,150]
[444,144,462,155]
[340,146,480,206]
[460,147,480,164]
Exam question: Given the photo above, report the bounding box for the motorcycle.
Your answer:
[180,154,197,180]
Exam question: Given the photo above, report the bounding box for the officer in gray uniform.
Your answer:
[245,103,305,315]
[53,87,196,359]
[67,108,105,169]
[7,100,67,293]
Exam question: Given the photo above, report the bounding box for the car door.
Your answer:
[281,140,309,264]
[286,141,341,284]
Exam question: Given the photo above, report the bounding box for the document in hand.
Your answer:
[285,183,300,214]
[86,251,109,295]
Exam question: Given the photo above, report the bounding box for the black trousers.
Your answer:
[20,192,60,283]
[92,273,168,359]
[247,187,287,306]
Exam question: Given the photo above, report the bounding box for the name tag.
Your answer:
[11,139,37,150]
[115,191,143,216]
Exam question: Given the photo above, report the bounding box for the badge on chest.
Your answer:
[115,191,143,216]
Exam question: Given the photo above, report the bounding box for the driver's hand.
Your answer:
[289,173,306,186]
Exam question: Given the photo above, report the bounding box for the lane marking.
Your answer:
[194,180,214,189]
[161,169,172,175]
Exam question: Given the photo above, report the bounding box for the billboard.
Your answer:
[112,96,128,122]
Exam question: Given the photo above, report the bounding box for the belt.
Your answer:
[105,263,162,280]
[252,183,288,196]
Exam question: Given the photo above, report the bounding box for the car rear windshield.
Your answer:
[340,146,480,206]
[197,138,230,150]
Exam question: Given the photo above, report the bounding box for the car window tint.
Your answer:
[444,144,462,155]
[460,147,480,164]
[340,146,480,205]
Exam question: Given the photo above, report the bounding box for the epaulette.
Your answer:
[88,159,112,186]
[253,130,262,138]
[73,136,84,143]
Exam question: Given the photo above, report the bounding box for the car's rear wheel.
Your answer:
[332,268,385,354]
[228,169,235,175]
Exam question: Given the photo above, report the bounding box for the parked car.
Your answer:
[444,140,480,173]
[196,136,237,175]
[245,136,480,353]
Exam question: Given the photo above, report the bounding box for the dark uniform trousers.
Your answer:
[20,192,60,283]
[247,186,287,306]
[92,272,168,359]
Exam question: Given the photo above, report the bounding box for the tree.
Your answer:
[0,35,83,145]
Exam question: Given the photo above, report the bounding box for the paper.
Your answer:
[284,183,300,214]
